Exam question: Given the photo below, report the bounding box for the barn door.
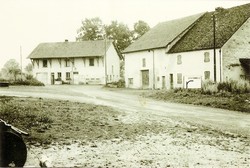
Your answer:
[141,70,149,88]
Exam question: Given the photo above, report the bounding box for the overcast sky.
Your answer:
[0,0,249,69]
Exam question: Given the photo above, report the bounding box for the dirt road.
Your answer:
[1,85,250,167]
[1,85,249,135]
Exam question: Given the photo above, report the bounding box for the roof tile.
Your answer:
[28,40,112,59]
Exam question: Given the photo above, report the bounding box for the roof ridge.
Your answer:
[169,3,250,53]
[28,40,113,59]
[124,12,204,53]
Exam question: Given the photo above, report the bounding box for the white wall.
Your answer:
[222,17,250,81]
[124,48,222,89]
[167,49,222,88]
[124,48,167,89]
[106,44,121,83]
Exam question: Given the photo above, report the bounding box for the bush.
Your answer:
[201,80,218,95]
[107,79,125,88]
[117,79,125,88]
[217,80,250,94]
[10,78,44,86]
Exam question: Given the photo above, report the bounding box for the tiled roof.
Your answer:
[123,13,204,53]
[28,40,112,59]
[169,3,250,53]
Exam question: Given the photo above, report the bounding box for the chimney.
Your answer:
[65,39,68,42]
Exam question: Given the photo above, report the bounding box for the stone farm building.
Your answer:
[123,3,250,89]
[28,40,121,85]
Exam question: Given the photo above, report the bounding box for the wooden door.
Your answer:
[51,73,55,85]
[162,76,166,89]
[141,70,149,88]
[170,74,173,89]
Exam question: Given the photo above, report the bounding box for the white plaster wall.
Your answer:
[106,44,121,83]
[32,44,120,85]
[124,49,167,89]
[222,17,250,81]
[166,49,222,88]
[33,58,105,85]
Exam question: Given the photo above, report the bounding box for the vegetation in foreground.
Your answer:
[144,80,250,113]
[0,96,164,146]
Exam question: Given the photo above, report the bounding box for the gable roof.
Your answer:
[123,13,204,53]
[28,40,113,59]
[169,3,250,53]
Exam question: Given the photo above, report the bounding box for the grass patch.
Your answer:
[143,89,250,113]
[0,96,165,146]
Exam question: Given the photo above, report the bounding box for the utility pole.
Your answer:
[104,35,107,85]
[20,46,23,81]
[152,50,155,89]
[213,14,217,82]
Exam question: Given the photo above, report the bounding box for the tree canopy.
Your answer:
[105,21,133,51]
[1,59,21,81]
[76,18,150,51]
[133,20,150,40]
[76,17,104,41]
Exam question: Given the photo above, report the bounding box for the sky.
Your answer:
[0,0,250,70]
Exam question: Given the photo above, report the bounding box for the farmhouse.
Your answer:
[28,40,121,85]
[123,3,250,89]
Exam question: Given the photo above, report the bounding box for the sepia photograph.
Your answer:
[0,0,250,167]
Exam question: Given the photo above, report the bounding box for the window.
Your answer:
[204,52,210,62]
[57,72,61,79]
[177,55,182,65]
[177,73,182,84]
[142,58,146,67]
[204,71,210,80]
[89,58,94,66]
[97,58,99,66]
[65,59,70,67]
[112,65,114,74]
[66,72,71,80]
[128,78,133,85]
[43,60,47,67]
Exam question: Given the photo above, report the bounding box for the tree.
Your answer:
[76,17,105,41]
[76,18,150,51]
[133,20,150,40]
[105,21,133,51]
[25,63,33,74]
[1,59,21,81]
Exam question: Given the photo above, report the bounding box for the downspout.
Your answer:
[219,49,222,82]
[213,14,217,82]
[104,37,107,85]
[153,50,155,89]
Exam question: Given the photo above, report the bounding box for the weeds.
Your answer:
[144,80,250,112]
[217,80,250,94]
[10,78,44,86]
[201,80,218,95]
[0,96,52,130]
